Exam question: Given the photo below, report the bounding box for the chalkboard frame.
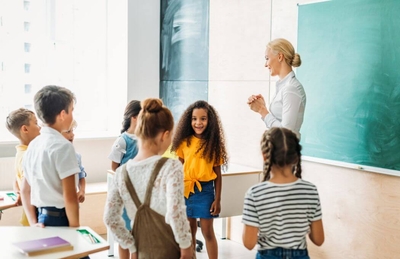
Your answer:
[297,0,400,176]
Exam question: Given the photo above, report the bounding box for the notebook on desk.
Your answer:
[12,236,73,256]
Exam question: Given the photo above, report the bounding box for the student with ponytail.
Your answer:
[108,99,141,258]
[109,100,141,171]
[242,127,324,259]
[104,98,192,259]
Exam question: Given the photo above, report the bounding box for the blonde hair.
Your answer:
[5,108,35,138]
[267,38,301,67]
[135,98,174,140]
[69,120,77,130]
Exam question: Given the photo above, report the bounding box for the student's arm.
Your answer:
[13,177,20,193]
[210,165,222,215]
[309,219,324,246]
[111,161,120,171]
[13,178,22,206]
[20,178,41,226]
[77,178,86,203]
[62,174,80,227]
[242,224,258,250]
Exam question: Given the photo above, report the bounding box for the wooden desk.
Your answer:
[0,226,109,259]
[106,164,261,256]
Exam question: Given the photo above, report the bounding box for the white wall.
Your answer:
[127,0,160,101]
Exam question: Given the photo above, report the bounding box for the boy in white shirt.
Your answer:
[21,85,80,228]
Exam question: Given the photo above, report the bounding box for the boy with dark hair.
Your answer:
[5,108,41,225]
[21,85,80,228]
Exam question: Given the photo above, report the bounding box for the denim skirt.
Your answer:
[185,181,218,219]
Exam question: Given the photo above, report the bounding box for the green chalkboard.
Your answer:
[297,0,400,172]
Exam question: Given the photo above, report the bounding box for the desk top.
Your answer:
[0,226,109,259]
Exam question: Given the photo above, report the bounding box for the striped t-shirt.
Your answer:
[242,179,322,250]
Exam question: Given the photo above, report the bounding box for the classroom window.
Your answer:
[24,21,30,32]
[24,63,30,73]
[24,84,31,93]
[23,1,30,11]
[24,42,31,52]
[0,0,126,142]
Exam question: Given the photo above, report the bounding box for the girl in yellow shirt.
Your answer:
[172,100,228,259]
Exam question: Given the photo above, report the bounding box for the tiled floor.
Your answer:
[90,232,257,259]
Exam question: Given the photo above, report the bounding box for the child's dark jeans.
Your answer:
[38,207,69,226]
[256,247,310,259]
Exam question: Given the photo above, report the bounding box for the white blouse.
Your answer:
[103,155,192,253]
[263,71,306,139]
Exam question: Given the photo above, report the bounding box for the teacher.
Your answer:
[248,38,306,139]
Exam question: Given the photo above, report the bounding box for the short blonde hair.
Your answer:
[5,108,35,138]
[69,120,78,130]
[267,38,301,67]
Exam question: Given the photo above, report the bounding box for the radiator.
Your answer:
[0,157,15,191]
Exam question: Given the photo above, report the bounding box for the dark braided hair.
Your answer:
[121,100,141,133]
[261,127,302,181]
[171,100,228,167]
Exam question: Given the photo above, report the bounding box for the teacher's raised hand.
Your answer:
[248,94,269,118]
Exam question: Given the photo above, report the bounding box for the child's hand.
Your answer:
[77,190,85,203]
[180,245,193,259]
[15,193,22,206]
[32,223,45,228]
[210,200,221,216]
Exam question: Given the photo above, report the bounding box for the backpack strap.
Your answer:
[143,157,169,206]
[123,157,169,208]
[123,164,142,208]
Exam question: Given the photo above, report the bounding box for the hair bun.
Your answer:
[141,98,163,113]
[291,53,302,67]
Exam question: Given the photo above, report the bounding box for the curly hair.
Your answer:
[260,127,302,181]
[171,100,228,166]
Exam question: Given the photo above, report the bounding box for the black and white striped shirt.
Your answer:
[242,179,322,250]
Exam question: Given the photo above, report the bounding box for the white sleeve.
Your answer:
[280,90,303,131]
[242,187,260,228]
[55,142,80,179]
[164,160,192,249]
[263,90,302,132]
[103,167,136,253]
[108,136,127,163]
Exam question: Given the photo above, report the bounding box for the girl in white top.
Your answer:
[103,98,192,259]
[248,38,306,139]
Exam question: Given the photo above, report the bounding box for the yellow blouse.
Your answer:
[176,136,222,198]
[162,145,178,159]
[15,145,29,226]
